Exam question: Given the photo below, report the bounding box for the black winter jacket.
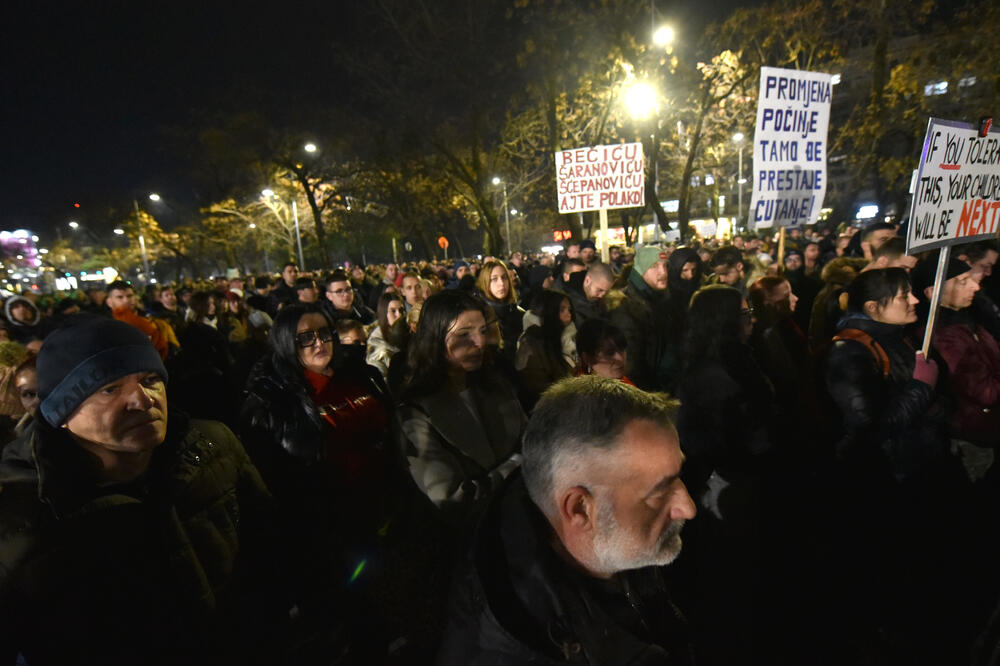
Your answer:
[825,315,950,482]
[437,474,693,665]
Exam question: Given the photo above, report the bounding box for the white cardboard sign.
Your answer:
[907,118,1000,253]
[555,142,645,214]
[750,66,833,229]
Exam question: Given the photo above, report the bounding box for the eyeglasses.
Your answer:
[296,327,334,348]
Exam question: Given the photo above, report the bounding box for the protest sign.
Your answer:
[556,142,645,261]
[750,67,833,229]
[906,118,1000,254]
[907,117,1000,356]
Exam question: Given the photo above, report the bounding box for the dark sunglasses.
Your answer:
[296,327,334,348]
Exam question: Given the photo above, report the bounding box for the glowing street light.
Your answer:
[113,228,125,235]
[303,143,317,153]
[625,81,657,120]
[491,176,501,186]
[68,221,79,229]
[261,188,275,198]
[148,193,161,202]
[653,25,674,46]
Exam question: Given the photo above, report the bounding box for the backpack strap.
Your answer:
[833,328,891,379]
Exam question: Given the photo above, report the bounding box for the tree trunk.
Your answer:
[293,168,332,265]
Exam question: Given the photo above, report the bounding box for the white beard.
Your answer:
[591,500,685,575]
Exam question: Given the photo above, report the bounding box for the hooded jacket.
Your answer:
[2,296,40,343]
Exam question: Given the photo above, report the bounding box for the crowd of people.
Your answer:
[1,222,999,665]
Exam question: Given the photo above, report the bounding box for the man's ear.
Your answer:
[559,486,596,532]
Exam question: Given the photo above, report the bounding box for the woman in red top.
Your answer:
[239,303,425,660]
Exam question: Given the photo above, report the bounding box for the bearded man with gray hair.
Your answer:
[437,375,696,665]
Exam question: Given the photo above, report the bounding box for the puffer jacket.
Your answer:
[825,314,951,483]
[0,413,282,666]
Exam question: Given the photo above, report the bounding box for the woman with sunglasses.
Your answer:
[239,303,413,659]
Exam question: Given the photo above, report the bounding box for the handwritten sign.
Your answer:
[750,67,833,229]
[907,118,1000,253]
[556,142,645,213]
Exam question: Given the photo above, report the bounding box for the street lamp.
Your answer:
[68,221,79,230]
[652,25,674,46]
[113,228,125,235]
[624,81,657,119]
[303,143,317,153]
[492,177,512,256]
[148,193,161,202]
[733,132,746,228]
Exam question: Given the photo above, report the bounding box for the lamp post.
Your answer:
[626,80,659,246]
[262,189,305,270]
[492,176,512,256]
[132,195,154,280]
[733,133,746,230]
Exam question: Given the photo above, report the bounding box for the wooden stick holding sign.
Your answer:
[599,209,610,263]
[921,246,951,357]
[776,227,786,269]
[906,116,1000,356]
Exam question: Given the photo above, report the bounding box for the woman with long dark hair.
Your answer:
[239,303,417,659]
[748,275,815,428]
[395,290,525,527]
[673,284,775,663]
[366,291,407,379]
[515,289,575,409]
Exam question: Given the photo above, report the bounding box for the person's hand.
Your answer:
[913,351,938,387]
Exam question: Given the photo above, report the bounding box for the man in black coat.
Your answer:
[564,262,613,328]
[322,270,376,325]
[438,376,696,665]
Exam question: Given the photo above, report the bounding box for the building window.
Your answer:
[704,174,715,186]
[691,175,701,187]
[958,76,977,89]
[924,80,948,96]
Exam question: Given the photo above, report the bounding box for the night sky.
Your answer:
[1,1,752,242]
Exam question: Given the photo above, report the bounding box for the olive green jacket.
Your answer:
[0,415,283,666]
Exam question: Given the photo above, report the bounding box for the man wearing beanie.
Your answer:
[0,316,285,665]
[607,245,678,391]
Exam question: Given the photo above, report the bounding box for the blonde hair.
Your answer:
[476,260,518,304]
